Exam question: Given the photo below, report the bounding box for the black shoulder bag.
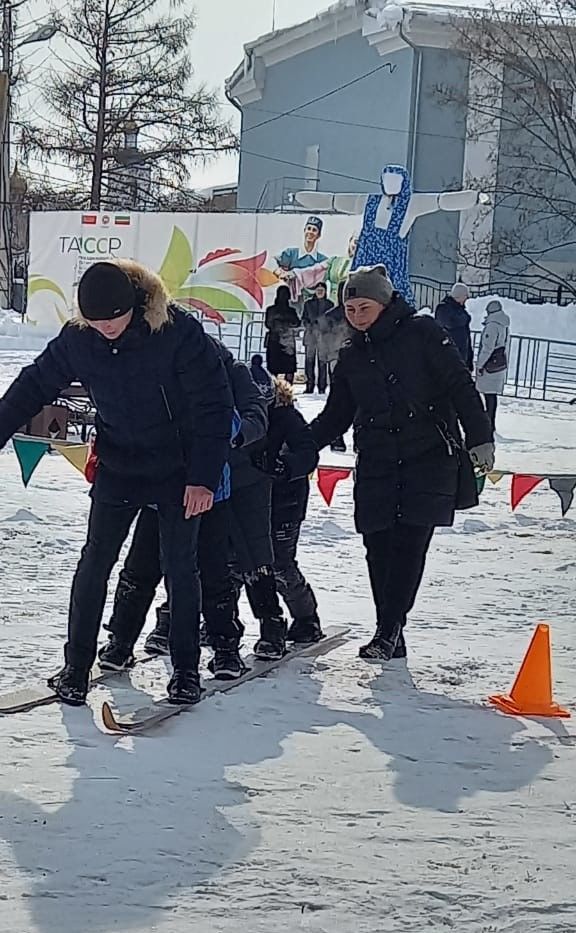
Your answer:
[371,350,479,512]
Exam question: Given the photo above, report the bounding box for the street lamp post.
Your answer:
[0,4,58,306]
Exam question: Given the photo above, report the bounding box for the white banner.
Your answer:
[27,211,361,340]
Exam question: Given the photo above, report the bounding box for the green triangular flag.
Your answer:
[12,436,50,487]
[476,473,486,495]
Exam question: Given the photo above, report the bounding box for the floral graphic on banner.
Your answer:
[159,228,279,323]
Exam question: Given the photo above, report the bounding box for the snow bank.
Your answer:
[0,309,54,351]
[421,296,576,343]
[467,296,576,343]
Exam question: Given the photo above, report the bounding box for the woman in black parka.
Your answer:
[310,266,495,661]
[264,285,300,383]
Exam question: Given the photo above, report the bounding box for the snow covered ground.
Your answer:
[0,353,575,933]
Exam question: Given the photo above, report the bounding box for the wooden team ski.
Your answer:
[0,653,157,715]
[101,626,348,735]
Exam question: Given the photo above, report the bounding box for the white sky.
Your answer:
[18,0,332,192]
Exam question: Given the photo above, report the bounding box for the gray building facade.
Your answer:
[227,1,476,284]
[227,0,574,290]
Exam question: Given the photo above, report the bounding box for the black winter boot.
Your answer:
[254,616,287,661]
[359,624,402,661]
[48,665,90,706]
[144,606,170,656]
[208,636,247,681]
[167,669,203,705]
[98,636,135,671]
[287,613,324,644]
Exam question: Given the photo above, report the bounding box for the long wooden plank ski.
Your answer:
[101,626,348,735]
[0,653,157,715]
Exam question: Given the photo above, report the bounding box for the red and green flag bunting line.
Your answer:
[314,467,576,516]
[8,439,576,517]
[11,435,89,487]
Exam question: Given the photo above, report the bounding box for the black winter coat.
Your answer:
[0,261,234,506]
[434,296,474,370]
[310,298,493,533]
[251,381,319,526]
[211,338,268,450]
[265,302,300,376]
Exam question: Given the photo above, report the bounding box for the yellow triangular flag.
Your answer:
[488,471,505,485]
[52,443,89,475]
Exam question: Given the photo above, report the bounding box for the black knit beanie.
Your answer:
[77,262,136,321]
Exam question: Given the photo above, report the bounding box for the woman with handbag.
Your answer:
[476,300,510,431]
[310,266,494,661]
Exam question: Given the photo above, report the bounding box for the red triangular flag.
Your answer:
[511,474,545,511]
[316,467,352,506]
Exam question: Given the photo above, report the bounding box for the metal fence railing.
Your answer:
[195,272,576,404]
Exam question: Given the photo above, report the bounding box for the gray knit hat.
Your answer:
[343,265,394,306]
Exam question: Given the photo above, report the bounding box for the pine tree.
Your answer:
[20,0,235,209]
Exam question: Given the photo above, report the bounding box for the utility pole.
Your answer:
[0,0,13,307]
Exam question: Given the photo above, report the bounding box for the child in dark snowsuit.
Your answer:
[251,377,322,645]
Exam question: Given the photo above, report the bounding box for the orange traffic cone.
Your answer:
[489,624,570,718]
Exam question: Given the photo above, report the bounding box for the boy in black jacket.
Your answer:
[0,261,233,705]
[100,337,268,681]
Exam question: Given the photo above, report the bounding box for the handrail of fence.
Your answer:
[195,309,575,404]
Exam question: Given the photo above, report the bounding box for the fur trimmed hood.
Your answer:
[273,376,295,407]
[73,260,171,332]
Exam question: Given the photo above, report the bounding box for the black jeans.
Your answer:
[273,519,317,620]
[362,524,434,642]
[67,500,201,671]
[305,342,327,393]
[108,502,238,646]
[484,394,497,431]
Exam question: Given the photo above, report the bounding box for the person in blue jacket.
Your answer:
[0,260,233,706]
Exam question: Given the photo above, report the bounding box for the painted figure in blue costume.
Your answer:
[295,165,489,303]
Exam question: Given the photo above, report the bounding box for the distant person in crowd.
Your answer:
[476,299,510,431]
[310,265,494,662]
[275,216,328,303]
[319,281,353,453]
[264,285,300,384]
[434,283,474,371]
[302,282,333,394]
[249,354,276,403]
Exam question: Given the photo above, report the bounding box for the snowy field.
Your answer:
[0,352,575,933]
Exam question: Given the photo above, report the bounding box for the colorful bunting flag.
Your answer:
[487,471,505,485]
[316,467,352,506]
[12,437,50,487]
[51,443,89,475]
[548,476,576,517]
[476,474,486,495]
[511,474,545,511]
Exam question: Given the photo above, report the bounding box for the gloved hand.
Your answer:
[270,458,290,480]
[469,442,495,474]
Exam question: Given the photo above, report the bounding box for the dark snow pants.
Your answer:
[107,502,239,646]
[305,339,327,393]
[363,523,434,642]
[272,519,317,621]
[67,500,201,671]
